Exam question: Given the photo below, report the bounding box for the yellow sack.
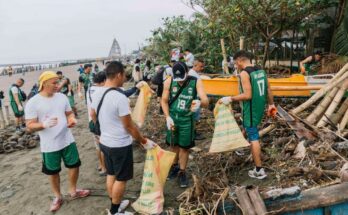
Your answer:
[132,146,176,214]
[131,83,153,127]
[209,102,249,153]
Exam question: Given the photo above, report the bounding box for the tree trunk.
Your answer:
[262,38,270,69]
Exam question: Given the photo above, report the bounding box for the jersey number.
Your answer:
[257,80,265,96]
[178,100,186,110]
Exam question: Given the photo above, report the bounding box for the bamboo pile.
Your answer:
[291,63,348,133]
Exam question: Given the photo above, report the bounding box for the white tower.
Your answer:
[108,38,122,59]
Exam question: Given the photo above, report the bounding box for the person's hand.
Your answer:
[78,92,83,99]
[136,81,146,89]
[166,116,175,130]
[67,91,72,96]
[142,139,157,150]
[18,105,23,112]
[42,117,58,129]
[300,66,306,74]
[67,117,77,128]
[220,96,232,105]
[191,100,201,112]
[267,104,277,118]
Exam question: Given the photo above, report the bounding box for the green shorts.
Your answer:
[68,95,75,108]
[166,115,195,149]
[10,101,24,118]
[42,143,81,175]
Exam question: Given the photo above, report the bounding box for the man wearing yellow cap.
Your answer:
[25,71,90,212]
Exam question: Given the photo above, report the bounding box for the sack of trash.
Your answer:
[132,145,176,214]
[132,82,153,127]
[209,102,249,153]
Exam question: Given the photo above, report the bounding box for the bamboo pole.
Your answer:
[0,106,5,129]
[220,39,229,75]
[332,98,348,125]
[339,107,348,132]
[306,87,339,124]
[270,86,323,91]
[4,105,11,125]
[317,80,348,127]
[291,63,348,114]
[235,187,257,215]
[240,36,245,50]
[247,187,267,215]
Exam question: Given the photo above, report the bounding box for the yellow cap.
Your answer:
[39,71,59,91]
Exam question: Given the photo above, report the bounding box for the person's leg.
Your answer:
[178,148,189,170]
[48,174,62,198]
[250,140,262,167]
[67,167,79,194]
[106,175,115,198]
[111,181,126,204]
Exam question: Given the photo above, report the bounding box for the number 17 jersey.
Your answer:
[239,67,268,128]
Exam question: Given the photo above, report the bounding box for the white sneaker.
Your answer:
[118,200,130,212]
[106,209,133,215]
[248,168,267,179]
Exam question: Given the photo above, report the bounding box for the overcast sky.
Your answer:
[0,0,194,64]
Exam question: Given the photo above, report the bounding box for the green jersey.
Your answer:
[9,84,24,104]
[169,77,197,117]
[240,67,268,127]
[79,72,93,90]
[58,77,69,94]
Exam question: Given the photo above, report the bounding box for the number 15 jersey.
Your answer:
[239,67,268,128]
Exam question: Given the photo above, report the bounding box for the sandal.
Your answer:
[49,197,63,212]
[69,189,90,200]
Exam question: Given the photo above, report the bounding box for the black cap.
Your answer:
[172,61,188,81]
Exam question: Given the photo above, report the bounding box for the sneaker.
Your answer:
[178,171,189,188]
[248,168,267,179]
[106,209,133,215]
[49,197,63,212]
[118,199,130,212]
[167,164,180,180]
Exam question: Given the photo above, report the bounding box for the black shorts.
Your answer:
[99,144,133,181]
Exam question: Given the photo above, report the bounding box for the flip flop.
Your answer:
[69,189,90,200]
[49,197,63,212]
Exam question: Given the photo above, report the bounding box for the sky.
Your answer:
[0,0,194,64]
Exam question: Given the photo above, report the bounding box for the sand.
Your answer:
[0,65,182,215]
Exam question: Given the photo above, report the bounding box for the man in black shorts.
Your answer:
[90,61,156,215]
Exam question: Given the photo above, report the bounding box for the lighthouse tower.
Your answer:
[108,38,122,60]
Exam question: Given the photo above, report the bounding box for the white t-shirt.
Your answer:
[91,87,132,148]
[25,93,75,153]
[11,86,19,94]
[188,69,201,79]
[87,85,99,121]
[185,53,195,67]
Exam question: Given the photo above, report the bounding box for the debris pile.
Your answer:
[0,128,39,153]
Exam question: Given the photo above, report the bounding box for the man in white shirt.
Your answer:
[90,61,156,215]
[25,71,90,212]
[184,49,195,68]
[132,59,143,83]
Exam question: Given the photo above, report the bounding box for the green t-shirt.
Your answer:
[169,77,197,117]
[240,67,268,127]
[9,85,23,104]
[58,77,69,94]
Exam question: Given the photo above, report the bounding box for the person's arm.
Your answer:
[57,79,67,91]
[300,56,313,74]
[196,79,209,108]
[13,93,21,106]
[67,83,72,96]
[161,78,171,118]
[123,87,137,97]
[231,71,252,102]
[78,76,83,96]
[90,108,97,123]
[121,115,146,144]
[26,118,45,132]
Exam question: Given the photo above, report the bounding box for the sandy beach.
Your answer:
[0,65,183,215]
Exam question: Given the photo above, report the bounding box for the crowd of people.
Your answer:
[2,49,281,214]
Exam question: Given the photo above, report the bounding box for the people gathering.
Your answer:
[1,48,281,214]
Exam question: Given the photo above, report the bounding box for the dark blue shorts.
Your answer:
[244,126,260,142]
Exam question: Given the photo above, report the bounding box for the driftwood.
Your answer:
[292,63,348,114]
[235,186,256,215]
[261,186,301,200]
[270,86,323,91]
[332,98,348,125]
[247,187,267,215]
[259,124,276,137]
[339,106,348,132]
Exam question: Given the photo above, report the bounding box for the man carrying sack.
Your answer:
[161,61,209,188]
[220,50,275,180]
